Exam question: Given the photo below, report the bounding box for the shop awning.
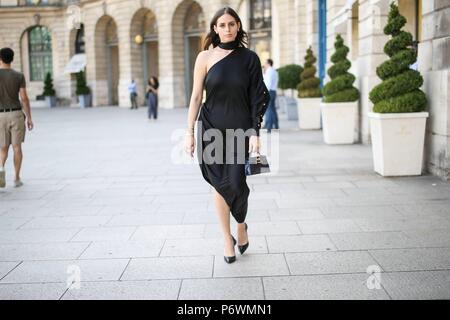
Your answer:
[64,53,86,74]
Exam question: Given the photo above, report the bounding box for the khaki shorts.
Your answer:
[0,110,26,147]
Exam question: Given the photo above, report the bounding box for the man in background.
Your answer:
[0,47,34,188]
[263,58,279,133]
[128,79,138,109]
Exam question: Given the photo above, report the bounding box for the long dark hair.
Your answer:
[148,76,159,90]
[203,6,248,50]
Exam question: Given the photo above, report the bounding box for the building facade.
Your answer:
[0,0,449,180]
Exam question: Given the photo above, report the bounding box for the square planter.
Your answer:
[297,98,322,129]
[320,101,358,144]
[78,94,92,108]
[277,95,287,114]
[45,96,56,108]
[368,111,429,176]
[286,99,298,120]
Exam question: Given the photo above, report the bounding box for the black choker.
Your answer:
[218,39,239,50]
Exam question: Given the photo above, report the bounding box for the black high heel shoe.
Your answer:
[238,223,249,255]
[224,236,237,264]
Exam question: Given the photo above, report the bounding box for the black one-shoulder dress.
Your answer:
[196,46,270,223]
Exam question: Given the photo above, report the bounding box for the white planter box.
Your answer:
[297,98,322,129]
[286,99,298,120]
[45,96,56,108]
[278,96,287,113]
[368,112,429,176]
[320,101,358,144]
[78,94,92,108]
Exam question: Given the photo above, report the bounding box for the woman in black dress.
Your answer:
[146,76,159,120]
[184,7,270,264]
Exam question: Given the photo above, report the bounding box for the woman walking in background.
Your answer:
[146,76,159,120]
[184,7,270,264]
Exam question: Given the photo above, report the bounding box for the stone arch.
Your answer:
[94,15,120,106]
[19,24,55,100]
[130,7,159,106]
[67,24,86,104]
[171,0,207,108]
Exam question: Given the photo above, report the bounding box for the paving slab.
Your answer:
[121,256,213,280]
[263,274,390,299]
[213,254,290,278]
[0,259,130,283]
[179,277,264,300]
[61,280,181,300]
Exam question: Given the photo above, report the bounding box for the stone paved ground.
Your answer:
[0,106,449,300]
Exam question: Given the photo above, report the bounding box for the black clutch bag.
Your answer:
[245,153,270,176]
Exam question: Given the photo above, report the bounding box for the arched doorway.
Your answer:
[68,24,86,104]
[183,2,206,107]
[130,8,159,106]
[94,15,119,106]
[172,0,206,108]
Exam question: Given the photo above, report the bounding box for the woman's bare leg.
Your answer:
[213,189,235,257]
[237,222,248,246]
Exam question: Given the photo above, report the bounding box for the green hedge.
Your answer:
[297,47,322,98]
[278,64,303,90]
[322,34,359,103]
[369,3,426,113]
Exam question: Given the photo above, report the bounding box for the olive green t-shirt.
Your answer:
[0,69,26,110]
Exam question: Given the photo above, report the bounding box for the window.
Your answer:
[28,26,53,81]
[249,0,271,31]
[25,0,49,5]
[75,24,85,54]
[248,0,272,60]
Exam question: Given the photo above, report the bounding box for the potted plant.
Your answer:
[297,47,322,129]
[277,64,303,119]
[76,70,91,108]
[321,34,359,144]
[368,3,428,176]
[43,72,56,108]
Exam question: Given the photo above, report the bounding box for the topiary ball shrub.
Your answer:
[297,46,322,98]
[323,34,359,103]
[369,2,427,113]
[278,64,303,91]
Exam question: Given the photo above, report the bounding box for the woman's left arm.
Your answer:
[248,52,271,152]
[248,52,270,136]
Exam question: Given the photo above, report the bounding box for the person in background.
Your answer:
[262,58,279,133]
[0,47,34,188]
[146,76,159,121]
[409,40,419,71]
[128,79,138,109]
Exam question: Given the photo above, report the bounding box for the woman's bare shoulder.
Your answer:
[197,49,216,72]
[198,49,215,60]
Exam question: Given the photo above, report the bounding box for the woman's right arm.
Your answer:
[185,51,207,157]
[187,51,207,131]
